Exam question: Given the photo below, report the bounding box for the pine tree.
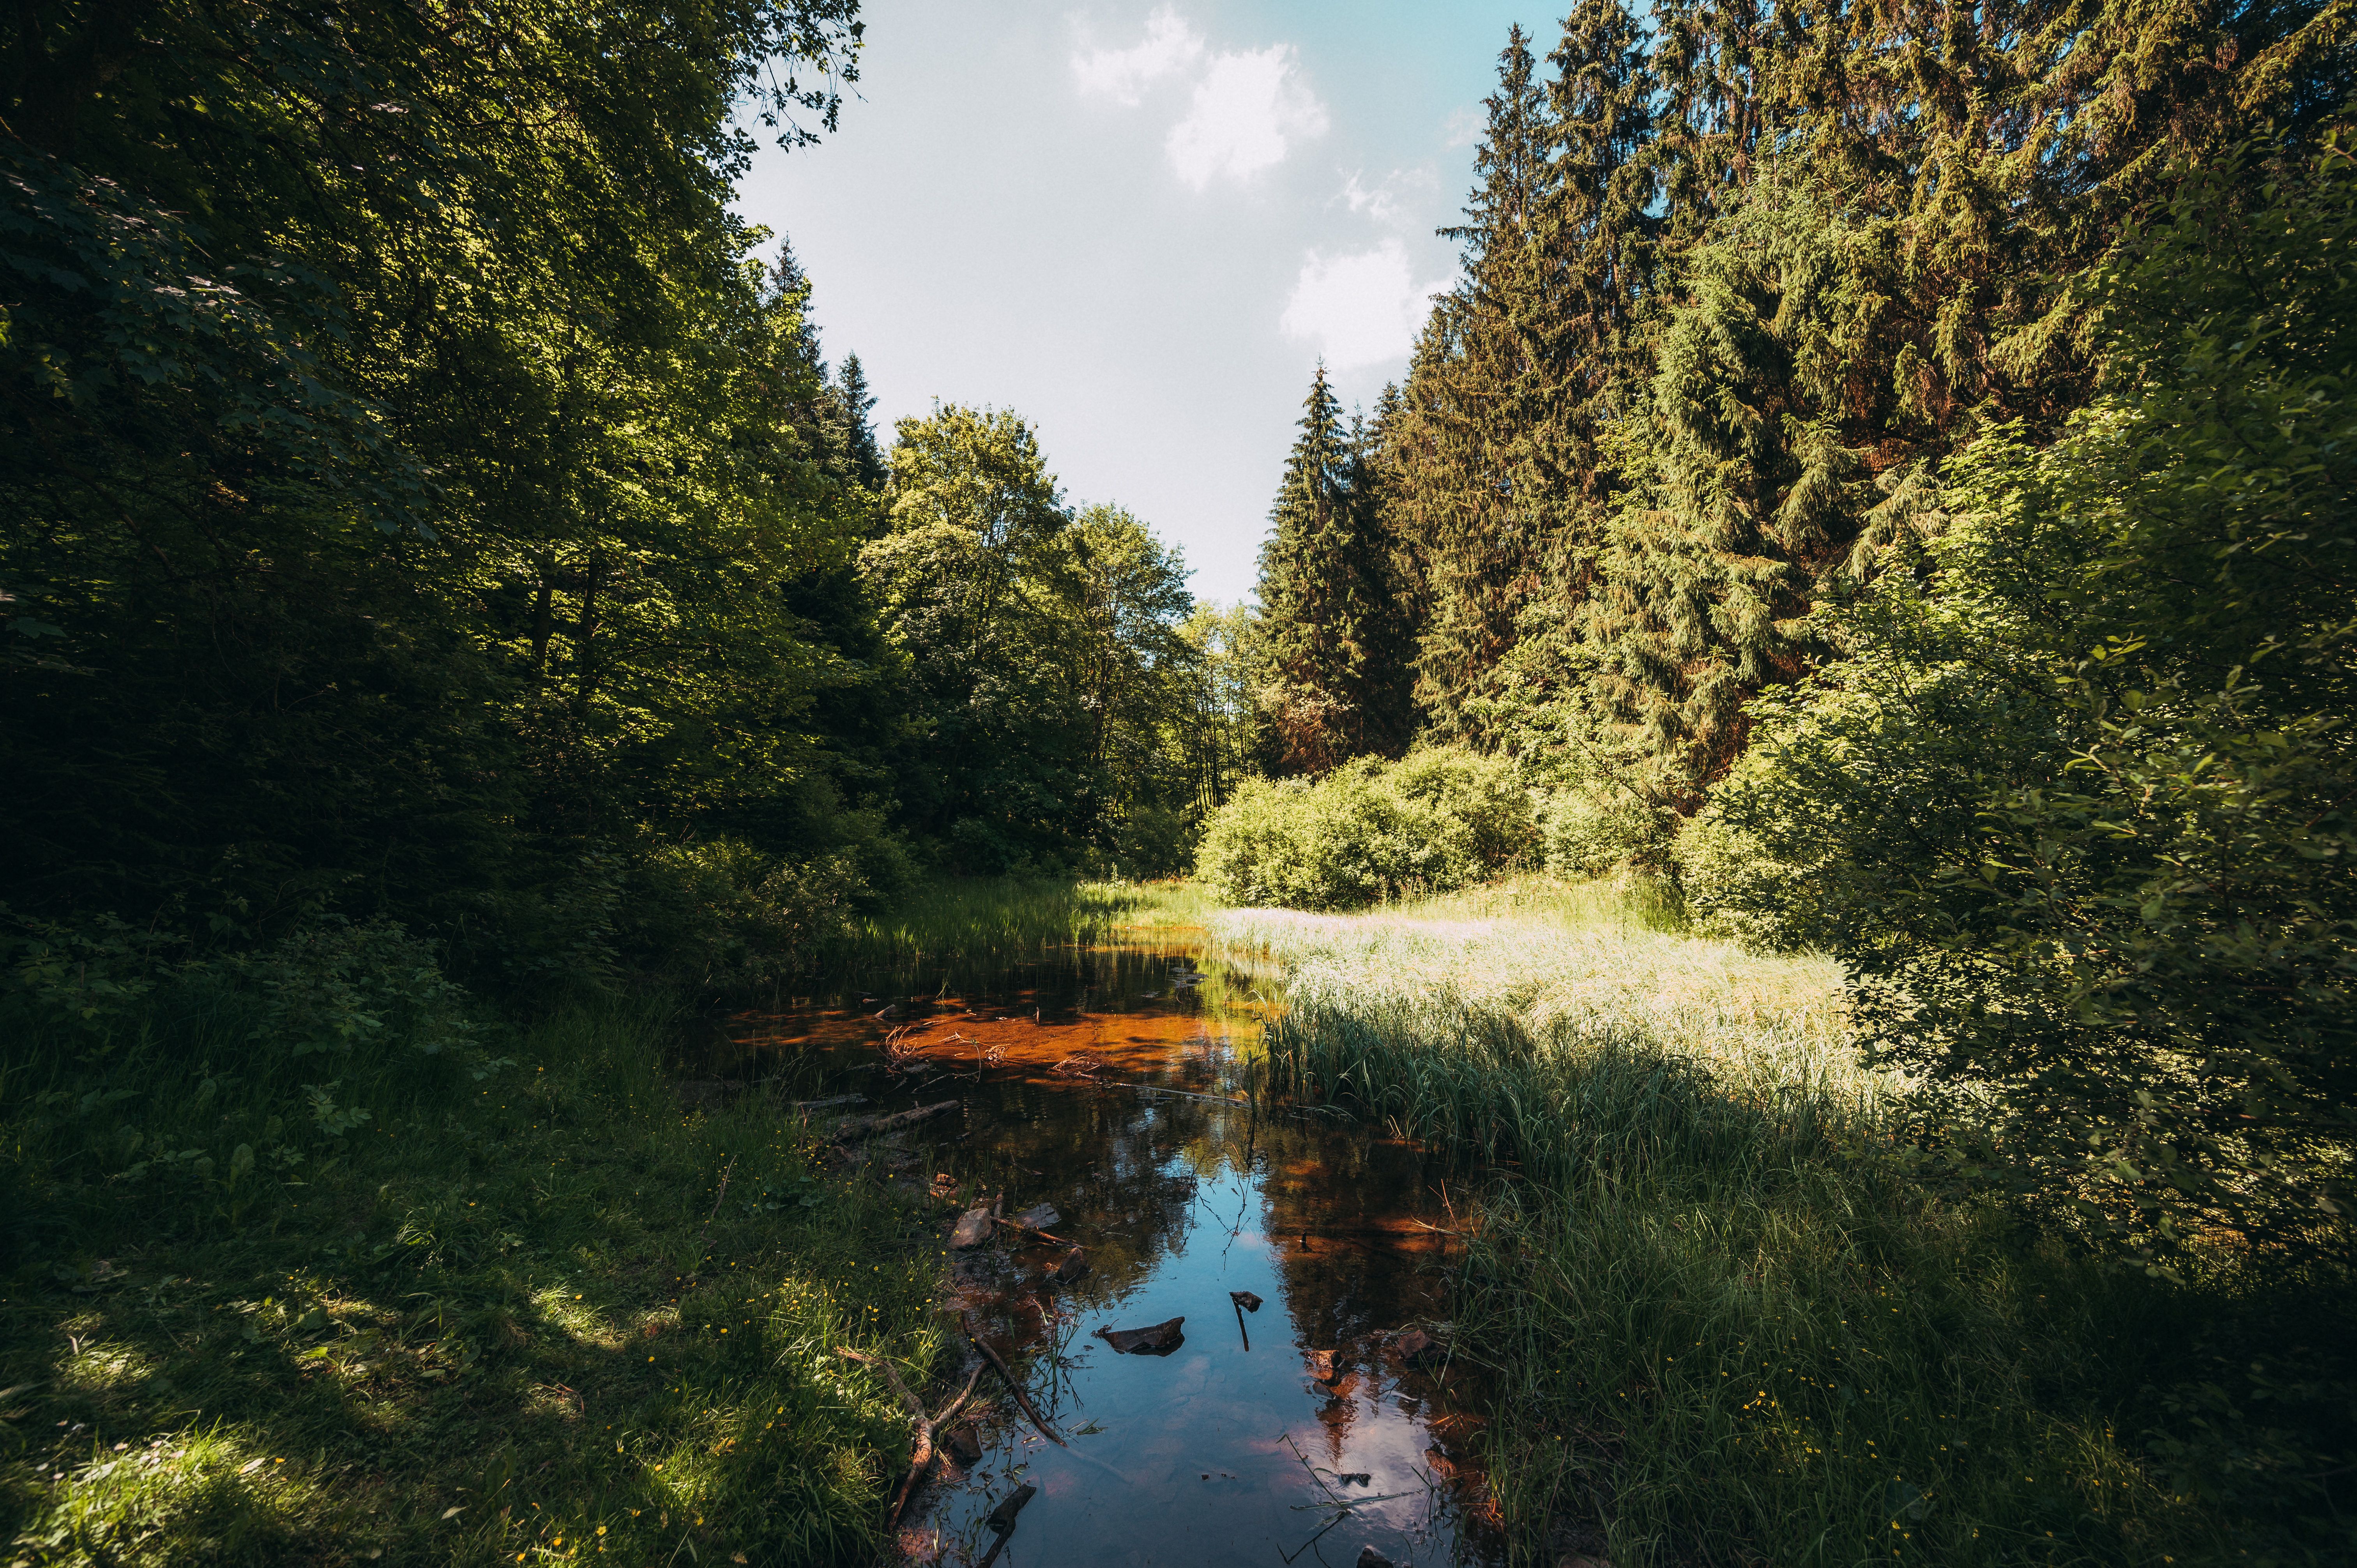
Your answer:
[1256,366,1413,773]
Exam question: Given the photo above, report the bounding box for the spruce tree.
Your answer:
[1385,26,1568,740]
[1256,365,1414,772]
[833,352,886,493]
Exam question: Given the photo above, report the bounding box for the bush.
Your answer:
[1194,748,1537,909]
[1540,785,1674,878]
[1698,143,2357,1267]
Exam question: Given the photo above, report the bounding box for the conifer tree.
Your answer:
[1385,27,1567,739]
[1256,366,1413,772]
[832,353,886,493]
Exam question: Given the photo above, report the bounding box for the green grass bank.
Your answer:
[1220,880,2356,1567]
[0,881,1172,1567]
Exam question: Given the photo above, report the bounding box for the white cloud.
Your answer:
[1336,167,1437,227]
[1071,6,1204,106]
[1166,44,1328,188]
[1444,104,1486,148]
[1279,240,1454,370]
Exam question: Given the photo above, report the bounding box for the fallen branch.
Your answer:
[996,1215,1074,1248]
[830,1100,959,1142]
[836,1348,940,1531]
[961,1312,1066,1447]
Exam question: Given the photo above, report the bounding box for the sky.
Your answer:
[735,1,1542,604]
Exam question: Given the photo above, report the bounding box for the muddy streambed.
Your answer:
[704,935,1502,1568]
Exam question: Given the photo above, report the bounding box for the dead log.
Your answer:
[829,1100,958,1142]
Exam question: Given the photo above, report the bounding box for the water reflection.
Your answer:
[718,937,1500,1568]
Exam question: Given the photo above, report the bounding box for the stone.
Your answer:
[950,1207,995,1248]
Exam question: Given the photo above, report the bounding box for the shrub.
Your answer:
[1195,748,1537,909]
[1541,785,1674,878]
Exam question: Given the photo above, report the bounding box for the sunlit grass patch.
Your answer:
[1227,880,2347,1566]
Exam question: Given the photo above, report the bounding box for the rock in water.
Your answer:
[1095,1317,1186,1355]
[984,1483,1036,1534]
[1015,1202,1060,1231]
[950,1206,995,1248]
[1356,1549,1394,1568]
[1050,1245,1089,1284]
[1229,1290,1262,1312]
[942,1424,983,1465]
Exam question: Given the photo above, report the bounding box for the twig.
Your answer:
[836,1348,936,1531]
[997,1216,1074,1247]
[961,1312,1066,1447]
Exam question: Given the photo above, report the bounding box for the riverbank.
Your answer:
[0,883,1182,1567]
[1217,879,2355,1566]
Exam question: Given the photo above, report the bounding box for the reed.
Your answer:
[1221,884,2350,1566]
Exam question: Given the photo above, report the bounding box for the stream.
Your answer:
[713,931,1502,1568]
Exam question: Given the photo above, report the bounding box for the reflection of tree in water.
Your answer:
[942,1085,1236,1313]
[1258,1125,1476,1472]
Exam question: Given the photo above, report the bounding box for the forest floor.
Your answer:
[1212,879,2354,1567]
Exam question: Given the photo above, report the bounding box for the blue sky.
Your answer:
[736,2,1541,604]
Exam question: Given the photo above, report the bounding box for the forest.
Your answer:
[2,0,2350,1562]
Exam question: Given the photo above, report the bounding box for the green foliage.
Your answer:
[1349,0,2349,802]
[0,0,879,939]
[1539,784,1673,879]
[1195,748,1536,909]
[1698,141,2357,1266]
[865,407,1207,870]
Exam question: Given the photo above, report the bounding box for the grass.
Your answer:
[0,939,958,1566]
[1215,878,2357,1567]
[810,876,1222,981]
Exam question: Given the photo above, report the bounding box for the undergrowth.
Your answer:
[1221,885,2357,1567]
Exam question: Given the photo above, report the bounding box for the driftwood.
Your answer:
[835,1349,984,1532]
[829,1100,958,1142]
[785,1093,867,1112]
[961,1312,1065,1447]
[1096,1317,1186,1355]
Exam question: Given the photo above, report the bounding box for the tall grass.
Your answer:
[1220,885,2354,1566]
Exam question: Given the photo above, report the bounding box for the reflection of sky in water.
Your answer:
[721,939,1500,1568]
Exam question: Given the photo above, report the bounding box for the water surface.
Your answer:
[718,935,1500,1568]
